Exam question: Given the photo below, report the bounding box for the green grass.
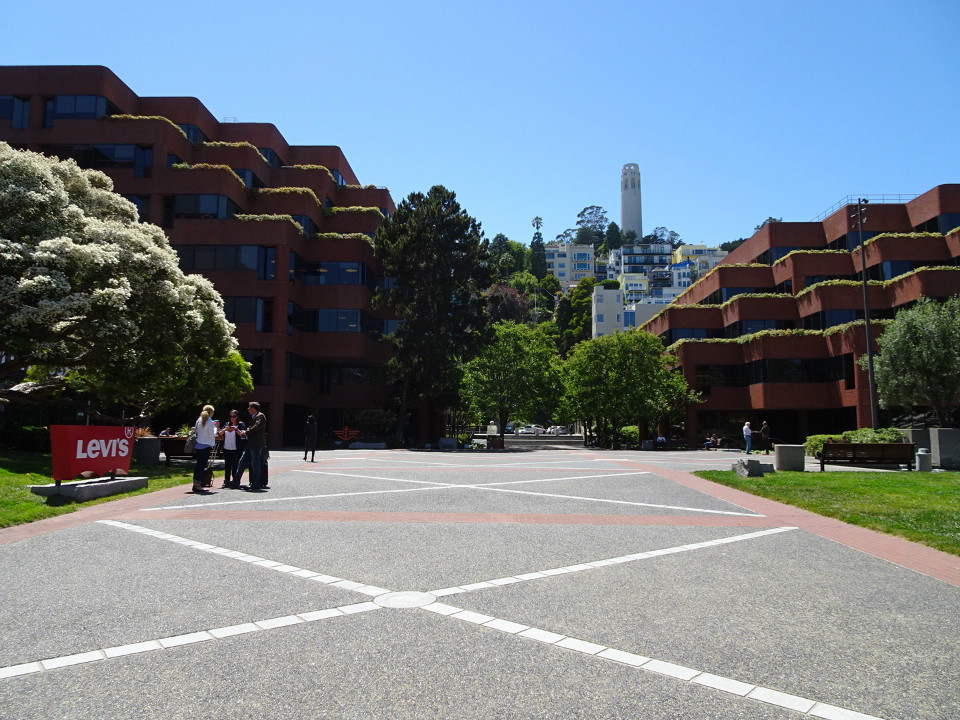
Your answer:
[0,451,194,529]
[695,469,960,556]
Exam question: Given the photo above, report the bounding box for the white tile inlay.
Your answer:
[747,686,817,713]
[452,610,495,625]
[103,640,163,658]
[641,659,701,681]
[483,619,529,634]
[809,703,885,720]
[691,672,755,696]
[209,623,259,639]
[555,637,606,655]
[255,615,304,630]
[41,651,104,670]
[518,628,566,644]
[158,631,214,648]
[597,648,650,667]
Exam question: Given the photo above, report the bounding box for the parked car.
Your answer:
[516,425,545,435]
[547,426,569,435]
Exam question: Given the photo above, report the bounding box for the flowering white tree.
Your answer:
[0,142,252,419]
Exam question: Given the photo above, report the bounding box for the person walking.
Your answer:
[760,420,771,455]
[742,421,753,454]
[192,404,217,493]
[218,410,246,488]
[234,402,267,490]
[304,415,318,462]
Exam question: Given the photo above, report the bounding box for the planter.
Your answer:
[929,428,960,469]
[133,437,161,467]
[159,436,191,464]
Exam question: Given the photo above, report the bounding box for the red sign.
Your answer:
[334,426,361,442]
[50,425,135,482]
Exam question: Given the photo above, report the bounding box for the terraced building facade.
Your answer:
[0,65,397,446]
[641,186,960,444]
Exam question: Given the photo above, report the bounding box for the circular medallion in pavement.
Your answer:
[374,591,437,609]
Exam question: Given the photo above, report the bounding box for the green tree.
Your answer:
[490,234,530,281]
[871,296,960,426]
[719,238,747,253]
[562,277,598,356]
[0,142,252,420]
[462,322,562,444]
[374,185,493,440]
[486,283,533,324]
[754,216,782,232]
[576,205,608,248]
[603,222,623,254]
[563,330,697,448]
[530,216,548,280]
[643,226,683,249]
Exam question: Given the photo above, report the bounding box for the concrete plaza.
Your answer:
[1,447,958,719]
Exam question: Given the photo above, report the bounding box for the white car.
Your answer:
[516,425,544,435]
[547,426,569,435]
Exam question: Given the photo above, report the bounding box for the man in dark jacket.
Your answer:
[234,402,268,490]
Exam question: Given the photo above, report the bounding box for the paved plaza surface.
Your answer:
[1,446,958,719]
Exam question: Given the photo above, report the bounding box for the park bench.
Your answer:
[819,442,916,472]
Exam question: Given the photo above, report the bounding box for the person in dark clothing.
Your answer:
[760,420,771,455]
[217,410,246,488]
[234,402,267,490]
[304,415,318,462]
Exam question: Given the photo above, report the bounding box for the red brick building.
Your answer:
[641,186,960,444]
[0,65,396,447]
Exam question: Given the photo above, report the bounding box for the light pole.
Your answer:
[854,198,879,430]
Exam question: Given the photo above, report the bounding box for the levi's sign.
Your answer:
[50,425,135,482]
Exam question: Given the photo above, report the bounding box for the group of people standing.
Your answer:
[192,402,268,494]
[742,420,771,455]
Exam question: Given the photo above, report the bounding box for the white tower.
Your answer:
[620,163,642,240]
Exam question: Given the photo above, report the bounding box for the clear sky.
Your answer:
[2,0,958,248]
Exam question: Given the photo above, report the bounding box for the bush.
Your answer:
[0,421,50,452]
[804,427,906,456]
[619,425,640,445]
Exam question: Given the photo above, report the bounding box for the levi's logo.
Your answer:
[75,438,130,459]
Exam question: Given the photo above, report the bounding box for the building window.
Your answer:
[177,124,209,144]
[292,258,367,286]
[0,96,30,129]
[286,353,315,385]
[596,314,604,323]
[41,143,153,178]
[44,95,119,127]
[163,194,240,226]
[176,244,260,273]
[258,147,284,168]
[241,349,272,386]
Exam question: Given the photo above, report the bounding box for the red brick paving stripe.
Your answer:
[613,459,960,587]
[110,509,781,527]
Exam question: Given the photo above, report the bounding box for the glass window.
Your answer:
[241,349,271,386]
[0,96,30,128]
[44,95,117,126]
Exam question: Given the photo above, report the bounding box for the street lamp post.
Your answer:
[854,198,879,430]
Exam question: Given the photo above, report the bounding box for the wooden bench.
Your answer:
[819,443,916,471]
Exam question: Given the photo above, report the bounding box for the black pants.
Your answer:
[222,448,241,483]
[193,446,212,484]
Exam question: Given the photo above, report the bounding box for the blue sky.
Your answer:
[3,0,958,247]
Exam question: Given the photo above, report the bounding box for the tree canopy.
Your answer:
[871,296,960,426]
[462,321,562,441]
[563,329,698,448]
[530,217,547,280]
[0,142,252,419]
[642,226,683,249]
[374,185,493,437]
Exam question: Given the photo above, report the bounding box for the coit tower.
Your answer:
[620,163,642,239]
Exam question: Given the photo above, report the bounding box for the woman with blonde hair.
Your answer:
[192,404,217,493]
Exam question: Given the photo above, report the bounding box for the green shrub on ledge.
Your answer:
[201,141,269,165]
[259,186,322,205]
[235,213,303,233]
[328,206,385,219]
[285,165,336,183]
[103,114,189,140]
[170,163,245,187]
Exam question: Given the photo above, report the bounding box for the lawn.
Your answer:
[0,451,194,529]
[695,468,960,556]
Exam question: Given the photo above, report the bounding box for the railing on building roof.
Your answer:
[812,194,919,222]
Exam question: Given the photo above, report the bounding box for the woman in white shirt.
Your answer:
[192,404,217,493]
